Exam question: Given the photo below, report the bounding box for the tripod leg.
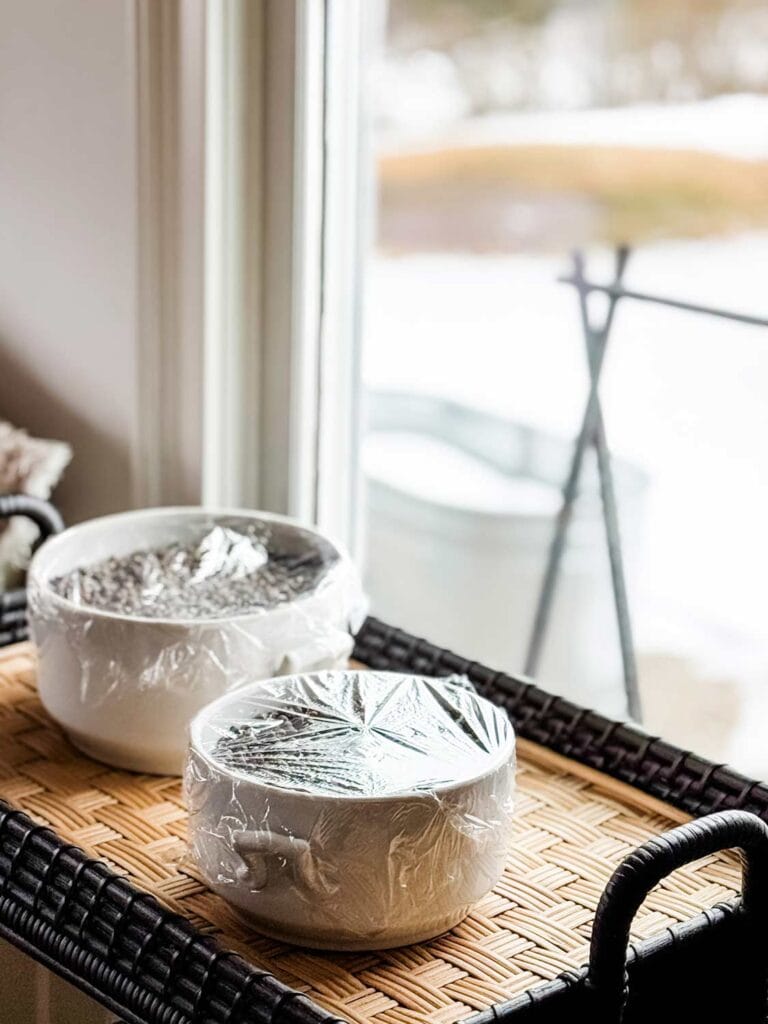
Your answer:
[525,249,640,721]
[576,248,640,720]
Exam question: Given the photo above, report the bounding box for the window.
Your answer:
[343,0,768,775]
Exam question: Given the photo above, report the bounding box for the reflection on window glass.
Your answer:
[360,0,768,774]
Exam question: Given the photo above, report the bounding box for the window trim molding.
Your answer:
[315,0,367,550]
[256,0,327,522]
[202,0,264,508]
[200,0,329,523]
[258,0,367,545]
[132,0,364,547]
[132,0,207,508]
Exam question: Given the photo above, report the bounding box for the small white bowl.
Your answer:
[27,507,365,774]
[185,670,516,950]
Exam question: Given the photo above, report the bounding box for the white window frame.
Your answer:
[133,0,366,551]
[132,0,208,509]
[314,0,368,550]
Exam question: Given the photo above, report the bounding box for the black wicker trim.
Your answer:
[471,899,743,1022]
[0,583,30,646]
[586,810,768,1019]
[352,617,768,826]
[0,801,346,1024]
[0,615,764,1022]
[0,792,750,1024]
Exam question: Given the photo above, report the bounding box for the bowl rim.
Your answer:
[187,669,517,803]
[27,505,353,627]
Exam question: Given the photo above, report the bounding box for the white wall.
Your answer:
[0,0,142,523]
[0,7,136,1016]
[0,0,208,524]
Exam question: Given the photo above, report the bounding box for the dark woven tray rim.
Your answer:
[0,615,763,1023]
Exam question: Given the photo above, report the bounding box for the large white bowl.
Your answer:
[186,670,516,950]
[27,507,365,774]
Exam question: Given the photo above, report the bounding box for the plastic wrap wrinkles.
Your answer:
[186,670,516,950]
[27,510,366,774]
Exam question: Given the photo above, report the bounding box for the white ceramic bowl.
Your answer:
[27,507,365,774]
[185,670,516,950]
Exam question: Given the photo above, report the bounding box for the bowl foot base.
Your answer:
[63,728,182,776]
[229,904,471,951]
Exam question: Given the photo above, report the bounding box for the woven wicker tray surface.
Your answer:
[0,645,740,1024]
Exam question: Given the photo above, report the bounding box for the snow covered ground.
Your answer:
[380,94,768,161]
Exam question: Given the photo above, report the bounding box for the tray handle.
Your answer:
[586,809,768,1022]
[0,495,63,638]
[0,494,64,544]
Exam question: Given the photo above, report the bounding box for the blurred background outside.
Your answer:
[358,0,768,774]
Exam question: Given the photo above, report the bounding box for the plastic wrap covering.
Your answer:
[186,669,516,950]
[27,508,366,775]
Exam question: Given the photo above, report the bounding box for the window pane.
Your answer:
[358,0,768,774]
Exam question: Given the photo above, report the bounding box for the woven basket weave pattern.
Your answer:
[0,644,740,1023]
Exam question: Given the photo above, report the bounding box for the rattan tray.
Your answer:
[1,623,766,1023]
